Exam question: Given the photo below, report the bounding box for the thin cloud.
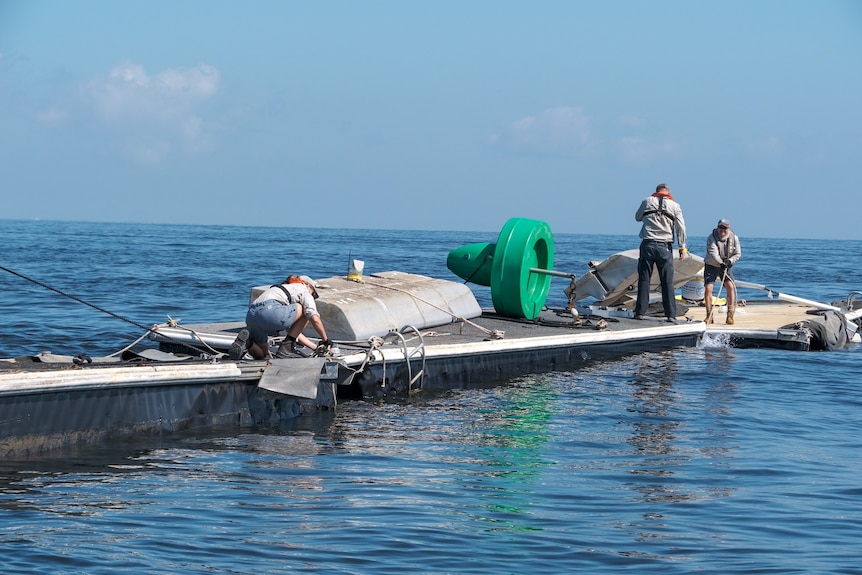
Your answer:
[126,140,172,165]
[36,106,68,125]
[745,136,784,158]
[614,114,683,166]
[490,106,593,156]
[82,61,219,123]
[78,61,220,162]
[617,136,681,166]
[617,114,646,129]
[491,107,684,166]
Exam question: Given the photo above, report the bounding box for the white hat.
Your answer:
[299,275,319,296]
[298,275,318,288]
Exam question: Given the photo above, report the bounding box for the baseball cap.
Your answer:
[299,275,319,298]
[717,219,731,228]
[299,275,318,288]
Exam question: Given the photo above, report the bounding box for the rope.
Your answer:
[461,254,492,285]
[363,276,505,339]
[0,264,214,358]
[104,328,157,358]
[327,336,386,385]
[332,333,432,390]
[715,269,729,301]
[153,321,223,356]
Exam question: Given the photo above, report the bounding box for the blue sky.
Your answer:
[1,0,860,239]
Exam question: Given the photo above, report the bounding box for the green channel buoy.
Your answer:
[446,242,495,286]
[446,217,554,320]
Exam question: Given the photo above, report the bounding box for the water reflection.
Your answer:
[294,381,559,532]
[700,348,739,462]
[627,352,684,475]
[623,350,738,526]
[473,378,556,477]
[463,379,557,531]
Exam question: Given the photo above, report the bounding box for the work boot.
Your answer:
[705,306,714,324]
[275,341,311,358]
[726,309,735,325]
[229,329,250,360]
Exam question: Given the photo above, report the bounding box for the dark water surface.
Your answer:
[1,220,861,574]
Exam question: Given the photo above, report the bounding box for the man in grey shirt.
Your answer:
[634,183,688,322]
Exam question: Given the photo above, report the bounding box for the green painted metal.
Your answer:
[446,241,495,286]
[490,218,554,320]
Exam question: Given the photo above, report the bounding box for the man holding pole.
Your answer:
[704,219,742,324]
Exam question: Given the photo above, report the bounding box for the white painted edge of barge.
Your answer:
[0,363,244,395]
[705,326,810,338]
[337,322,706,365]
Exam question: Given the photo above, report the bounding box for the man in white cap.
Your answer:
[230,274,334,359]
[704,219,742,324]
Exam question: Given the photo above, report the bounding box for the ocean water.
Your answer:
[1,219,861,574]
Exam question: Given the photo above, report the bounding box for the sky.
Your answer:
[1,0,860,240]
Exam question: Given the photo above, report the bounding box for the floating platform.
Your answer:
[2,217,860,457]
[1,271,706,457]
[688,300,852,350]
[0,355,343,456]
[3,268,860,457]
[151,271,709,392]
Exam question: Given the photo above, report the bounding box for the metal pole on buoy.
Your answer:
[528,268,575,280]
[529,267,580,323]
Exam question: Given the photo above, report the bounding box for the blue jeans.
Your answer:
[634,240,676,318]
[245,300,298,345]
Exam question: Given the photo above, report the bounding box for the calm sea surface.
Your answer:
[1,220,861,574]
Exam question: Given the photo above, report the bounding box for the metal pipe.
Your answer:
[529,267,576,280]
[734,280,841,311]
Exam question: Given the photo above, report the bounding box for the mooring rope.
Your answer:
[362,276,505,339]
[104,328,157,358]
[0,264,214,358]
